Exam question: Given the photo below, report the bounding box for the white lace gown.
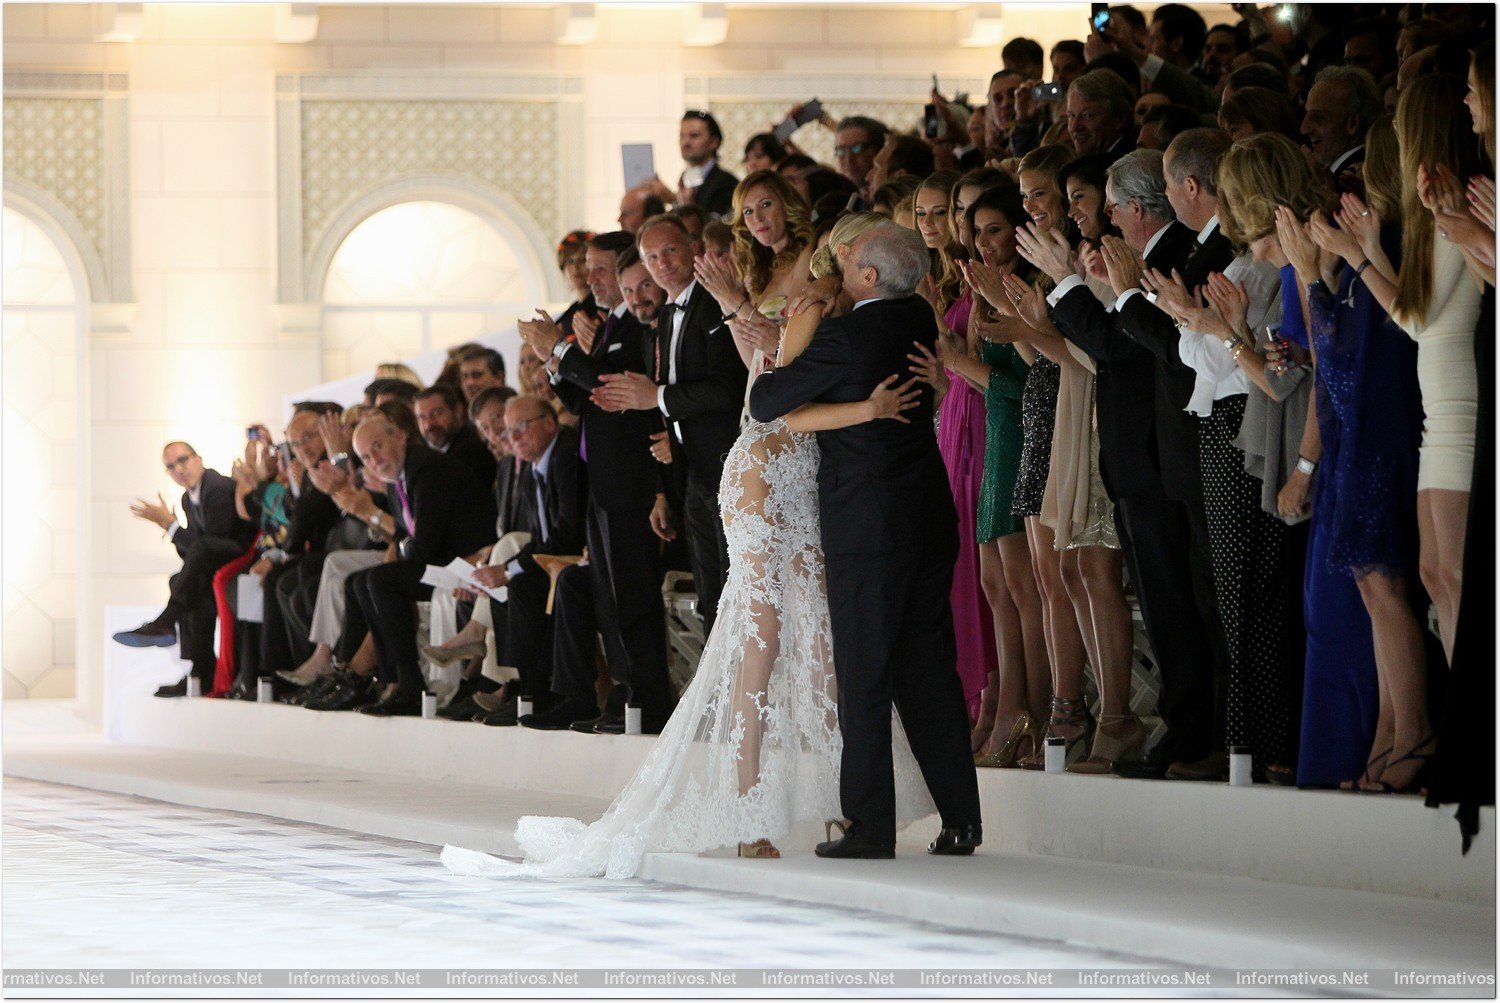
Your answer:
[441,418,935,880]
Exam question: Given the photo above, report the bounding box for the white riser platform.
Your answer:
[64,695,1500,906]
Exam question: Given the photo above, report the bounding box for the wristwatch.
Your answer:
[550,339,570,361]
[1296,456,1318,475]
[367,511,383,527]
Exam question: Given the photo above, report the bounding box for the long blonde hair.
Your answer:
[1362,115,1402,224]
[916,171,964,312]
[1392,74,1481,327]
[729,169,814,299]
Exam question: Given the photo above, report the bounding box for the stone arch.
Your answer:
[3,178,103,305]
[304,174,562,309]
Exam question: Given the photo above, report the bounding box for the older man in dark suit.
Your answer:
[116,441,256,697]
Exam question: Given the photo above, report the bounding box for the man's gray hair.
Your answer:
[1067,68,1135,126]
[1107,149,1175,223]
[1314,65,1384,133]
[854,221,930,298]
[1165,127,1232,196]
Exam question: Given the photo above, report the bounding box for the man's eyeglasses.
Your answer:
[505,415,550,438]
[834,143,871,159]
[164,454,196,472]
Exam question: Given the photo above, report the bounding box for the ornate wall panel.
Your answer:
[687,74,988,174]
[2,72,132,304]
[277,73,584,307]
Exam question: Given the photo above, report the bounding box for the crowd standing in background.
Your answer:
[117,3,1495,853]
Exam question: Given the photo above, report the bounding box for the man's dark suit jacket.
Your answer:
[281,469,341,557]
[174,468,255,557]
[442,421,498,489]
[692,163,739,220]
[511,424,589,574]
[554,308,663,513]
[748,295,956,555]
[1049,221,1196,501]
[654,282,750,479]
[383,442,496,568]
[1114,222,1233,503]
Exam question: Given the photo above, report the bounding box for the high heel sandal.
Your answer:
[737,839,781,858]
[975,710,1037,768]
[1020,696,1093,770]
[1339,745,1392,792]
[1067,713,1146,775]
[1360,735,1436,795]
[823,819,850,842]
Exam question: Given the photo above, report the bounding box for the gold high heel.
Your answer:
[1068,713,1147,774]
[975,710,1037,768]
[738,838,781,858]
[823,819,851,842]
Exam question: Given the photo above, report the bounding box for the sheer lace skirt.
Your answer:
[443,419,933,881]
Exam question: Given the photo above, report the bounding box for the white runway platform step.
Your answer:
[5,698,1494,975]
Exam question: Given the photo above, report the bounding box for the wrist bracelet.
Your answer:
[1354,258,1371,279]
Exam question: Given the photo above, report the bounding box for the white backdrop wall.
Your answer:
[1,2,1230,715]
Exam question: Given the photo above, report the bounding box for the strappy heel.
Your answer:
[1067,713,1146,775]
[1020,696,1093,770]
[975,710,1037,768]
[1340,745,1392,792]
[824,819,850,842]
[1360,735,1436,795]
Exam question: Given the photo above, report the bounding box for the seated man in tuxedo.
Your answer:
[338,414,496,716]
[471,395,587,726]
[116,441,256,697]
[518,235,674,734]
[414,382,497,487]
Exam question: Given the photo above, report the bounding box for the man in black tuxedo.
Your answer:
[339,415,496,716]
[1024,147,1227,781]
[679,110,737,220]
[749,219,982,860]
[414,383,497,488]
[117,441,256,697]
[594,214,748,639]
[471,396,587,721]
[519,233,674,733]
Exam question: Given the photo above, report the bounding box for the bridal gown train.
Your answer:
[441,417,935,880]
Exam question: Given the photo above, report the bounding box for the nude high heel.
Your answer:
[1067,713,1147,774]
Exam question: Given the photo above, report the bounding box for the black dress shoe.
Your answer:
[520,699,599,730]
[1111,746,1175,780]
[224,675,258,701]
[479,706,518,726]
[438,694,485,721]
[289,671,340,707]
[815,831,895,859]
[306,672,380,712]
[927,824,983,855]
[357,689,423,717]
[153,680,188,698]
[592,713,626,735]
[569,713,608,734]
[114,619,177,648]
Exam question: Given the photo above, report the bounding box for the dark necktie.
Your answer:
[533,468,550,543]
[655,303,678,383]
[595,312,618,357]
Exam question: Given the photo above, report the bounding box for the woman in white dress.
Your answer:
[443,213,935,881]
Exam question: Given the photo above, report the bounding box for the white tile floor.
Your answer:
[3,778,1161,973]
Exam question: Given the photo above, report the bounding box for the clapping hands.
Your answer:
[517,309,563,363]
[1015,223,1075,284]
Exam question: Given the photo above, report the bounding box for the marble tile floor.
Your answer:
[3,777,1191,978]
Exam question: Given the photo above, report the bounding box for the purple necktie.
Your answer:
[392,476,416,535]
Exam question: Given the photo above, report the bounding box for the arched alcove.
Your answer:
[1,199,90,700]
[305,178,558,382]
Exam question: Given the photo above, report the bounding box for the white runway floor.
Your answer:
[3,777,1165,975]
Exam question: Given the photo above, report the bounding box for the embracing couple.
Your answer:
[443,214,981,880]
